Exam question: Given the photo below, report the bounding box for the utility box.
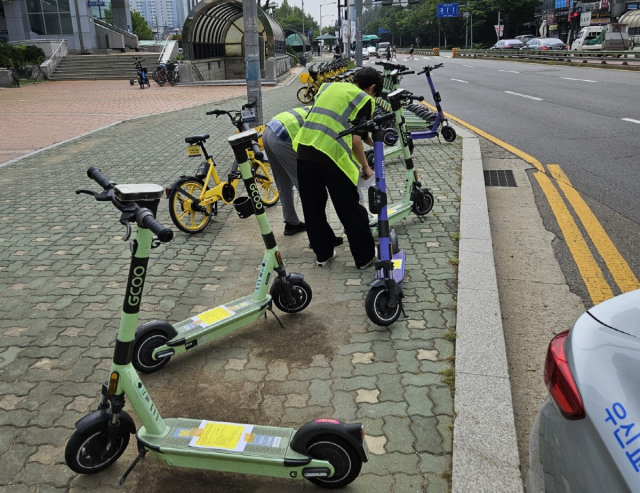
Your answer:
[603,23,630,50]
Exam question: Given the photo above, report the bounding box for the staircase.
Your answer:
[49,53,160,81]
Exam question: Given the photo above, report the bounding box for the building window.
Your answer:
[27,0,74,35]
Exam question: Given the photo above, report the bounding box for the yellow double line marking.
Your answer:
[421,102,639,304]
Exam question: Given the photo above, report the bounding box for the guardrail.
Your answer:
[456,48,640,65]
[39,39,67,79]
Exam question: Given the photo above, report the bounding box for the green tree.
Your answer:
[131,10,153,40]
[273,0,321,38]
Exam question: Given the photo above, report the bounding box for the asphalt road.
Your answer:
[389,55,640,306]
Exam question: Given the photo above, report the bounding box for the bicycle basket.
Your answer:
[299,73,309,84]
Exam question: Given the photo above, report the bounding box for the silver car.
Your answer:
[528,289,640,492]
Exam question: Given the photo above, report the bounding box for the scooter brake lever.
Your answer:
[119,218,132,241]
[76,189,98,198]
[76,189,112,202]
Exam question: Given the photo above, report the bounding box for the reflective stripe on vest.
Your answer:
[274,107,309,141]
[293,83,373,185]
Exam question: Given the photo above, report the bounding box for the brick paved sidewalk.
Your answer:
[0,73,461,492]
[0,80,255,164]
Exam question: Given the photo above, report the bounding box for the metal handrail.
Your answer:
[458,48,640,60]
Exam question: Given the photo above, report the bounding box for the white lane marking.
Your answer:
[499,69,520,73]
[504,91,544,101]
[622,118,640,124]
[560,77,597,83]
[451,78,469,83]
[462,64,475,68]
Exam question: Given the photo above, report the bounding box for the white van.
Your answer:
[377,42,390,58]
[571,26,604,51]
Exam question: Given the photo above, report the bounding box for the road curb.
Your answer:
[452,125,524,493]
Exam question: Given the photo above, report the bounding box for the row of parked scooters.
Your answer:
[64,61,457,488]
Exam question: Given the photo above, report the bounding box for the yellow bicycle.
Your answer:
[167,129,278,234]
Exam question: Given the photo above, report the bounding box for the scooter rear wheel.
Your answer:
[411,188,434,216]
[306,435,362,488]
[271,279,312,313]
[132,330,172,373]
[65,422,130,474]
[365,286,402,326]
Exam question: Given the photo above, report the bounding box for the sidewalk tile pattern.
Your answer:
[0,68,461,492]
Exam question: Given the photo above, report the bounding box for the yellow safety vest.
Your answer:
[293,83,373,185]
[274,107,310,141]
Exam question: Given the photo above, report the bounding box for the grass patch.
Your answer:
[439,368,455,391]
[449,232,460,241]
[444,330,456,341]
[448,256,459,266]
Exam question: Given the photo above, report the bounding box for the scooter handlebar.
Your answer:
[136,209,173,243]
[87,166,115,190]
[206,109,227,116]
[417,63,443,75]
[398,70,415,75]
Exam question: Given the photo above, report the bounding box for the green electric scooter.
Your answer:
[65,131,368,488]
[131,134,312,374]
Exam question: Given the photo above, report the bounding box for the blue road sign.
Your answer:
[437,3,459,18]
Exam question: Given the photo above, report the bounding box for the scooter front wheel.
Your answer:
[365,286,402,326]
[271,279,312,313]
[65,422,130,474]
[441,125,457,143]
[306,435,362,488]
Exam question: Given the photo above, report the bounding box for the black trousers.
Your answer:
[297,151,375,267]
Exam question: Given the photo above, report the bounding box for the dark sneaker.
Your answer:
[308,237,343,248]
[358,257,376,270]
[317,250,337,267]
[284,222,306,236]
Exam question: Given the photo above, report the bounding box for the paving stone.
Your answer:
[392,473,427,492]
[308,379,332,407]
[0,443,37,484]
[364,452,420,476]
[357,401,408,419]
[13,462,75,487]
[384,416,416,454]
[0,426,23,455]
[16,427,72,447]
[426,473,450,493]
[418,454,451,474]
[377,373,404,403]
[332,390,357,422]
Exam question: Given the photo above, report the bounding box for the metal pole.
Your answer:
[497,10,500,41]
[355,0,362,66]
[242,0,263,125]
[302,0,304,37]
[470,13,473,47]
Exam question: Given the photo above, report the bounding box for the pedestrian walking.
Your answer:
[262,107,311,236]
[392,45,397,60]
[293,67,383,269]
[386,45,391,60]
[409,44,414,59]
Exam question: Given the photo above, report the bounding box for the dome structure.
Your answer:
[619,9,640,36]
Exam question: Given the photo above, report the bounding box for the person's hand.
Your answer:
[362,165,373,179]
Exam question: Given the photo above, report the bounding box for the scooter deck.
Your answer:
[369,202,412,228]
[138,418,313,475]
[171,294,271,343]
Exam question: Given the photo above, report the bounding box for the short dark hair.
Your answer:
[353,67,383,98]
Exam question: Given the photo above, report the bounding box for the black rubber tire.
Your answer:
[168,177,212,234]
[297,86,315,104]
[132,329,172,373]
[441,125,457,143]
[306,435,362,488]
[390,229,400,254]
[365,286,402,326]
[129,78,135,85]
[411,188,434,216]
[365,149,374,169]
[271,279,312,314]
[65,422,130,474]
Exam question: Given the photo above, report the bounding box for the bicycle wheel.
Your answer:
[168,177,213,234]
[252,161,279,207]
[168,71,177,86]
[153,69,165,86]
[297,86,315,104]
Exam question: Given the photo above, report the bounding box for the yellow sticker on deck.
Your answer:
[187,145,201,157]
[196,306,233,325]
[194,422,244,449]
[392,259,403,270]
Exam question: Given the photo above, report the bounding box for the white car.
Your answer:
[362,48,369,60]
[367,46,377,57]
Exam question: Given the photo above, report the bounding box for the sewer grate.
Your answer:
[484,170,517,187]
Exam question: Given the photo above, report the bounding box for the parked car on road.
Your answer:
[571,26,605,51]
[521,38,568,50]
[490,39,525,49]
[527,289,640,492]
[367,46,377,57]
[362,47,370,60]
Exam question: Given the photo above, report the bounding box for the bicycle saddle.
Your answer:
[185,134,210,144]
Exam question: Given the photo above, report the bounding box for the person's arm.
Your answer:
[353,135,372,179]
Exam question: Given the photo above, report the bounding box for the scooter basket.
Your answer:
[233,196,255,218]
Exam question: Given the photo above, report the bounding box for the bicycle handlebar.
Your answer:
[80,167,173,243]
[336,112,395,139]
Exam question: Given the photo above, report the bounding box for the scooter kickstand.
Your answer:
[266,306,286,329]
[119,442,146,485]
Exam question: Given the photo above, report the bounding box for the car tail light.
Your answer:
[564,45,569,50]
[542,46,548,50]
[544,330,585,420]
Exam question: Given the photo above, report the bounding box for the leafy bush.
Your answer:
[0,41,45,76]
[286,45,299,65]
